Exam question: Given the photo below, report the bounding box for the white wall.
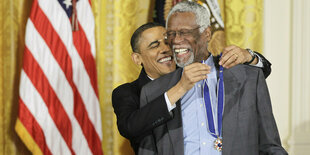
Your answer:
[264,0,291,149]
[264,0,310,154]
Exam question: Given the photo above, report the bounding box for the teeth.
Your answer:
[158,57,171,63]
[174,49,187,53]
[174,49,188,54]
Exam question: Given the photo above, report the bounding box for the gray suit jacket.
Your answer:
[140,65,287,155]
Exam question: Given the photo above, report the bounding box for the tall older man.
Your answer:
[140,1,287,155]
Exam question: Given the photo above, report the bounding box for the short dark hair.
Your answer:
[130,22,163,53]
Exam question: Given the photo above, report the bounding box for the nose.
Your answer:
[160,40,172,54]
[172,32,184,44]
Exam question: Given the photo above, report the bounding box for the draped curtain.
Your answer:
[223,0,263,52]
[0,0,32,154]
[0,0,262,154]
[93,0,151,154]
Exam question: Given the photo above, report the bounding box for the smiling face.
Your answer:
[167,12,211,67]
[132,26,176,79]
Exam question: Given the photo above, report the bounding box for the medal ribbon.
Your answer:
[202,58,224,138]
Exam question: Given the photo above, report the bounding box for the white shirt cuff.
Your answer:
[251,53,263,68]
[164,92,176,112]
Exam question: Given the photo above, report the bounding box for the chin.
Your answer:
[176,58,194,68]
[162,68,175,75]
[175,52,194,68]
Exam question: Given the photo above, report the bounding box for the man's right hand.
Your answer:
[179,62,211,91]
[167,63,210,104]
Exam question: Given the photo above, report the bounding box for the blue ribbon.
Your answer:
[202,57,224,138]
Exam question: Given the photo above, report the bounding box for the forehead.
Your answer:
[139,26,166,47]
[167,12,197,30]
[141,26,166,40]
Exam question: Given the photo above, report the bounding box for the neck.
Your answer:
[145,71,157,80]
[195,51,210,62]
[142,68,157,80]
[204,52,211,60]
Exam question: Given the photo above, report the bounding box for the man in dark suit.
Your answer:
[112,23,179,154]
[139,1,287,155]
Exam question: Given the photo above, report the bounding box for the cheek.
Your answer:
[188,36,198,47]
[144,55,158,68]
[191,40,200,54]
[196,37,207,51]
[143,53,156,62]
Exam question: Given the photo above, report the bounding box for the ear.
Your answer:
[202,26,212,42]
[131,52,143,66]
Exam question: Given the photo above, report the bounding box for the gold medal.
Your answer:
[214,137,223,151]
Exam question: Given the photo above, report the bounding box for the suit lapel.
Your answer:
[222,68,241,155]
[140,68,183,108]
[139,68,184,154]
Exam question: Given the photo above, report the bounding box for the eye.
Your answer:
[179,29,191,36]
[166,31,176,37]
[149,42,160,49]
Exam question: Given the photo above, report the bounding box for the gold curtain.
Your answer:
[93,0,151,154]
[223,0,263,52]
[0,0,262,155]
[0,0,32,154]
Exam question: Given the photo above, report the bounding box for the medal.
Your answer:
[202,56,224,152]
[214,137,223,152]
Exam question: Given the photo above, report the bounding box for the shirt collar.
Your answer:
[203,55,214,66]
[147,75,154,81]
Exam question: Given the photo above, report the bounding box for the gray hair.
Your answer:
[166,1,211,33]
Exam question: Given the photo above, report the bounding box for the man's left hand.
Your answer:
[219,45,255,68]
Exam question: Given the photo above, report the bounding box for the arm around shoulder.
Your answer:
[112,84,173,141]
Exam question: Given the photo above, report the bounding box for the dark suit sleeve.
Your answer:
[256,69,288,155]
[255,52,272,78]
[112,85,173,141]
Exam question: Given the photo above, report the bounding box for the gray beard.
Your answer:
[174,52,195,68]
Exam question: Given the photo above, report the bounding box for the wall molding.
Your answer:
[288,0,310,154]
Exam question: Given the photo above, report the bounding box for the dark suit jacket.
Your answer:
[112,68,183,155]
[112,54,275,155]
[140,65,287,155]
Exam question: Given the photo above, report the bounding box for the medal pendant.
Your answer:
[214,137,223,152]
